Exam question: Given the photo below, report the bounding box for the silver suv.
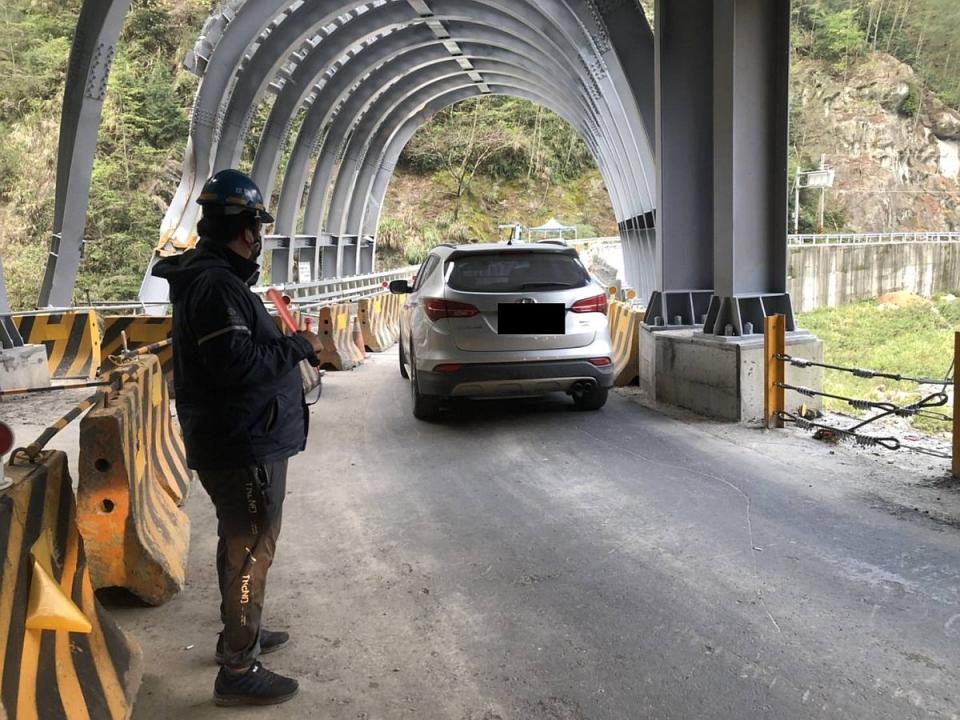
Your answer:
[389,242,614,419]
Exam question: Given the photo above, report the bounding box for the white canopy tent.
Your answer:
[527,217,578,241]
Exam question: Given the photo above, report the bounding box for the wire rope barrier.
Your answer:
[763,316,958,469]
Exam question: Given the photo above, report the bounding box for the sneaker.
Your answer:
[213,661,299,707]
[215,628,290,664]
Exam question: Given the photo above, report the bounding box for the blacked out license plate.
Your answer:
[498,303,565,335]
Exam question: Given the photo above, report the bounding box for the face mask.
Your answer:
[248,225,263,262]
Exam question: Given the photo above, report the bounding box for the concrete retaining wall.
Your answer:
[789,242,960,312]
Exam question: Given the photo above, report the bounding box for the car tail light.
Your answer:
[589,357,613,367]
[571,294,608,314]
[424,298,480,322]
[433,363,464,374]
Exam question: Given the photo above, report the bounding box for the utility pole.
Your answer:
[795,155,835,234]
[793,167,801,234]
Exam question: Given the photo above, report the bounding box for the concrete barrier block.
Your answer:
[100,316,174,387]
[0,345,51,391]
[78,356,190,605]
[1,450,143,718]
[317,305,358,371]
[13,312,102,379]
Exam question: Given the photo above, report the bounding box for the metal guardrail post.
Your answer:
[954,332,960,479]
[765,314,786,429]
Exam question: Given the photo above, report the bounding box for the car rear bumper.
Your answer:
[417,359,615,398]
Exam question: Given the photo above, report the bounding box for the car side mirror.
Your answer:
[389,279,413,294]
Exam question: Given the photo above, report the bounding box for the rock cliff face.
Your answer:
[791,54,960,232]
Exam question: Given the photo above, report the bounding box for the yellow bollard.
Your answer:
[764,314,786,429]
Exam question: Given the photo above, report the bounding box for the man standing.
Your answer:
[153,169,323,707]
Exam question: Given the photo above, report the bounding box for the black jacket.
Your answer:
[152,240,317,470]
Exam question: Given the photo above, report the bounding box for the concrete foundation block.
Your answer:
[740,336,824,424]
[0,345,51,391]
[639,326,696,401]
[643,330,823,423]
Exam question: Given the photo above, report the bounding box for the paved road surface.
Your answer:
[115,348,960,719]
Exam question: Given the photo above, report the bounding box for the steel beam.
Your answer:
[169,0,649,240]
[344,71,598,276]
[250,2,421,204]
[317,13,643,247]
[330,59,605,240]
[351,63,599,240]
[157,0,314,255]
[272,24,437,237]
[301,22,627,236]
[143,0,656,294]
[38,0,132,308]
[654,0,714,294]
[703,0,793,336]
[359,81,610,276]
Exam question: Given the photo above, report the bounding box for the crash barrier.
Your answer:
[108,345,189,506]
[77,355,191,605]
[101,315,174,382]
[1,450,143,719]
[607,301,643,386]
[352,317,367,361]
[764,316,956,473]
[384,292,402,339]
[364,292,402,352]
[312,304,363,371]
[358,293,399,352]
[607,286,638,303]
[13,311,102,379]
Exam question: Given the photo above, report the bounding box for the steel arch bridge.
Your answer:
[36,0,794,338]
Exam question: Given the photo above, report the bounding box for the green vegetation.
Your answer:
[0,0,206,308]
[798,294,957,433]
[375,96,614,268]
[794,0,960,109]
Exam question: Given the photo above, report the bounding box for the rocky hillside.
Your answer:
[792,53,960,232]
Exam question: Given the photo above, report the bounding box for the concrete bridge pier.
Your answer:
[641,0,822,422]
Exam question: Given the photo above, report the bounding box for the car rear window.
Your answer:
[446,252,590,293]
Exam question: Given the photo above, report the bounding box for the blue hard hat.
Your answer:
[196,169,274,224]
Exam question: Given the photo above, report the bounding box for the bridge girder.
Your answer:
[46,0,789,326]
[41,0,659,306]
[140,0,656,296]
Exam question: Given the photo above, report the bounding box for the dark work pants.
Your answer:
[197,460,287,670]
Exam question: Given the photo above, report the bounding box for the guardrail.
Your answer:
[9,302,171,317]
[16,233,959,316]
[254,266,418,308]
[787,232,960,246]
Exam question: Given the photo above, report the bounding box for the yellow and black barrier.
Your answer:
[77,355,190,606]
[102,346,189,506]
[13,312,102,379]
[101,315,174,383]
[608,301,643,386]
[383,292,402,340]
[1,450,143,718]
[315,305,362,371]
[359,293,400,352]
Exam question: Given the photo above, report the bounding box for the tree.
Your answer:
[405,98,522,220]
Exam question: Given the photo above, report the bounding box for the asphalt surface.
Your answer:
[101,347,959,719]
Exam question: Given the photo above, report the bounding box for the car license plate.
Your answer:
[498,303,565,335]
